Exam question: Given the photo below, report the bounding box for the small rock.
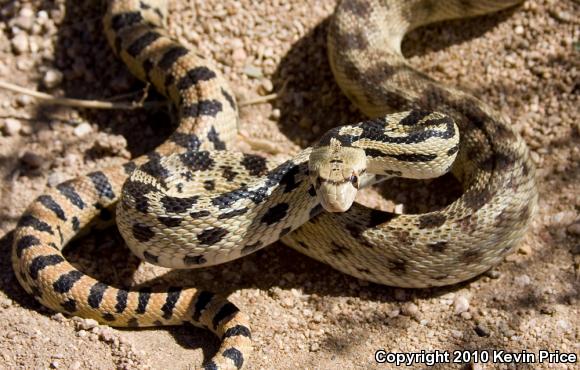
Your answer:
[11,32,29,54]
[566,222,580,235]
[69,361,82,370]
[14,8,35,30]
[401,302,419,318]
[47,172,67,187]
[387,308,400,318]
[518,243,532,255]
[310,343,319,352]
[474,324,491,337]
[52,353,65,359]
[453,295,470,315]
[50,361,60,369]
[2,118,22,135]
[243,64,263,78]
[76,318,99,331]
[460,312,472,320]
[0,296,12,308]
[232,48,247,62]
[260,78,273,93]
[514,25,525,35]
[270,108,281,119]
[99,327,115,343]
[451,330,463,338]
[16,94,33,106]
[21,151,44,168]
[551,211,576,226]
[43,69,63,89]
[514,274,531,286]
[76,330,87,338]
[485,270,501,279]
[73,122,92,137]
[51,313,66,322]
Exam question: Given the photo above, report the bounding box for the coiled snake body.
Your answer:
[12,0,537,369]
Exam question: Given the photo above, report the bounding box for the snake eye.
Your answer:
[350,175,358,188]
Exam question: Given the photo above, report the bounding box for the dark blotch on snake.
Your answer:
[157,216,183,227]
[220,166,238,181]
[143,251,159,263]
[61,299,77,313]
[53,270,83,293]
[203,180,215,190]
[176,66,217,90]
[160,195,199,214]
[418,214,447,229]
[197,227,228,246]
[261,203,289,225]
[171,132,201,151]
[110,12,143,32]
[179,151,215,171]
[56,182,86,210]
[132,223,155,242]
[207,126,226,150]
[241,241,263,256]
[221,88,236,111]
[428,241,448,253]
[218,208,249,219]
[241,153,268,176]
[126,31,161,57]
[161,287,182,320]
[183,255,207,265]
[38,195,66,221]
[136,288,151,314]
[222,348,244,369]
[88,282,108,309]
[15,235,40,258]
[193,291,215,322]
[182,100,223,118]
[224,325,252,339]
[158,46,188,71]
[87,171,116,200]
[29,255,64,279]
[212,303,239,329]
[115,289,129,313]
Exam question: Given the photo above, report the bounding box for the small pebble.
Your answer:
[514,274,531,286]
[2,118,22,136]
[474,324,491,337]
[20,151,44,168]
[309,343,319,352]
[69,361,82,370]
[51,313,66,322]
[514,25,525,35]
[50,361,60,369]
[47,172,67,187]
[387,308,400,318]
[76,318,99,331]
[73,122,93,137]
[11,32,29,54]
[401,302,419,318]
[453,295,470,315]
[566,222,580,235]
[243,65,263,78]
[43,69,64,89]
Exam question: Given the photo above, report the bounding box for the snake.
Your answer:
[11,0,537,369]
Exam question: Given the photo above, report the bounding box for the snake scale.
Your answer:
[11,0,537,369]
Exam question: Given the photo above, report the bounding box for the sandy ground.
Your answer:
[0,0,578,369]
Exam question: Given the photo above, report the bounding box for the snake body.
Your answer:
[11,0,537,369]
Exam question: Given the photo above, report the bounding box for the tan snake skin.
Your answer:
[11,0,537,369]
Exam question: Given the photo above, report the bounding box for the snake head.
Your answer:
[309,141,367,213]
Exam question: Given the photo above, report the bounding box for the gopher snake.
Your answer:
[11,0,537,369]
